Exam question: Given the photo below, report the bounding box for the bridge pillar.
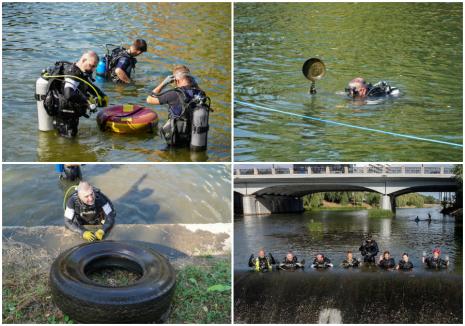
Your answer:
[381,195,395,211]
[242,195,304,216]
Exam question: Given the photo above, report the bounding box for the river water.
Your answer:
[234,3,462,161]
[234,207,463,323]
[234,207,462,272]
[3,164,231,225]
[2,2,231,162]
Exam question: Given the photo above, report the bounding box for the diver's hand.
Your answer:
[83,231,96,242]
[95,229,105,241]
[160,75,175,88]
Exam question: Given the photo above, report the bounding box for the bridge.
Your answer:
[234,166,458,215]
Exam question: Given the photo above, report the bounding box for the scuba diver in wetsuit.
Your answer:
[311,254,333,269]
[146,65,211,150]
[359,234,379,263]
[42,51,108,137]
[422,248,449,269]
[64,181,115,242]
[278,251,305,270]
[396,253,414,271]
[345,77,399,99]
[248,249,276,272]
[99,39,147,83]
[378,251,396,270]
[56,164,82,181]
[341,250,360,268]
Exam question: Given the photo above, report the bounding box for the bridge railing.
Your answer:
[234,166,455,176]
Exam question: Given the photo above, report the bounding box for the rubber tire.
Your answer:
[49,240,176,323]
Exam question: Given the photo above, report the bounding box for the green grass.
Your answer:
[168,259,231,324]
[3,258,231,324]
[88,268,141,287]
[368,209,394,218]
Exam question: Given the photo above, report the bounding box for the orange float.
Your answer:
[96,104,158,134]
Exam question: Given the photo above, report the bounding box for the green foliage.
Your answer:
[368,209,394,218]
[366,193,381,207]
[340,192,349,206]
[168,259,231,324]
[396,193,425,208]
[303,193,323,209]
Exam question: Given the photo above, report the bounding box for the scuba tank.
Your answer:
[35,76,54,131]
[190,103,210,151]
[96,57,107,77]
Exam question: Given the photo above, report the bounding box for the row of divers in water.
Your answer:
[35,39,211,151]
[249,236,449,272]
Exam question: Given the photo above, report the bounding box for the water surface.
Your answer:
[234,3,462,161]
[3,164,231,225]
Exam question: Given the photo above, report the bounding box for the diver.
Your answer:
[56,164,82,181]
[422,248,449,269]
[41,51,108,137]
[359,234,379,263]
[278,251,305,270]
[396,253,414,271]
[311,254,333,269]
[341,250,360,268]
[146,65,211,151]
[64,181,115,242]
[98,39,147,83]
[378,251,396,270]
[414,216,420,223]
[345,77,399,98]
[248,249,276,272]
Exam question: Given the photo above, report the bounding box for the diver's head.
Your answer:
[383,251,390,260]
[258,249,266,258]
[316,254,324,262]
[77,51,99,74]
[346,77,368,98]
[347,250,353,260]
[366,234,373,243]
[172,65,196,87]
[402,253,409,262]
[129,39,147,57]
[77,181,95,206]
[432,248,441,258]
[286,251,294,262]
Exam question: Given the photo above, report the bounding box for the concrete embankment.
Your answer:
[234,271,462,324]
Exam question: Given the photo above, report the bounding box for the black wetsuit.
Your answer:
[248,254,276,272]
[61,165,82,181]
[54,63,93,137]
[312,257,332,269]
[279,256,304,270]
[359,240,379,263]
[424,257,448,269]
[155,86,207,146]
[397,260,414,270]
[342,258,360,268]
[64,188,115,235]
[379,258,396,269]
[109,48,137,83]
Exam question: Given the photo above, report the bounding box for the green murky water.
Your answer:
[234,3,462,161]
[3,2,231,162]
[3,164,231,225]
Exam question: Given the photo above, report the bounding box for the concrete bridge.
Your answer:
[234,166,458,215]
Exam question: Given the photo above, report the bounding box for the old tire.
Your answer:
[49,241,176,323]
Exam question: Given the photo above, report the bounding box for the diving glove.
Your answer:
[95,229,105,241]
[161,75,175,88]
[83,230,96,242]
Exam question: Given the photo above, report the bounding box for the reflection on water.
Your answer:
[234,3,462,161]
[3,164,231,225]
[234,207,462,274]
[3,2,231,162]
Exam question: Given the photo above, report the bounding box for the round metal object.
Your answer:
[302,58,326,81]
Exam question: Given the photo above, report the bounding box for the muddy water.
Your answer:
[2,2,231,162]
[3,164,231,226]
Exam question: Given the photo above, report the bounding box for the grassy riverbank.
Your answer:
[2,242,231,324]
